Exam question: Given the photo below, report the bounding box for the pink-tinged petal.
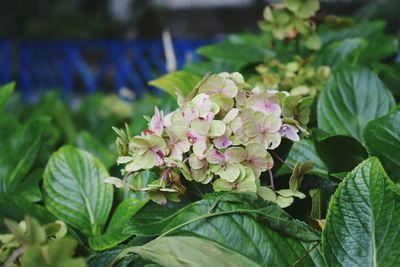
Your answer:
[186,130,200,144]
[279,124,300,142]
[192,135,209,158]
[149,107,164,136]
[169,140,190,161]
[251,156,273,170]
[206,148,226,164]
[252,98,281,114]
[181,106,198,123]
[191,93,212,116]
[247,92,281,115]
[221,79,238,98]
[225,147,247,163]
[152,148,164,166]
[203,111,215,122]
[142,129,155,136]
[213,135,232,149]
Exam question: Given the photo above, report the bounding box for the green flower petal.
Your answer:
[189,154,206,169]
[208,120,226,137]
[213,178,233,192]
[276,196,294,208]
[206,148,225,165]
[257,186,277,202]
[225,147,247,163]
[217,164,241,182]
[264,114,282,133]
[190,120,210,136]
[265,132,282,150]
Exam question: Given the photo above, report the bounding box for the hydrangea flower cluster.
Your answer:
[254,55,330,96]
[111,72,309,206]
[259,1,320,50]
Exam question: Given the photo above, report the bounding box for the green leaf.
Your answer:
[118,236,261,267]
[371,63,400,98]
[87,237,161,267]
[0,82,15,110]
[76,131,116,169]
[0,117,49,193]
[43,145,113,236]
[0,195,55,231]
[13,169,43,202]
[322,157,400,266]
[278,139,329,178]
[149,71,201,98]
[197,42,266,69]
[89,198,148,251]
[360,33,398,63]
[315,38,367,68]
[315,135,368,173]
[363,111,400,181]
[127,193,319,240]
[317,65,395,142]
[319,21,386,47]
[123,193,324,267]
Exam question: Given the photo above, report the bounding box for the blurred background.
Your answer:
[0,0,399,98]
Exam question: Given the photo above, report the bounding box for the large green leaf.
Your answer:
[278,139,328,178]
[118,236,261,267]
[322,157,400,266]
[89,198,148,251]
[87,237,159,267]
[0,117,49,193]
[13,169,43,202]
[43,145,113,236]
[0,195,55,231]
[315,38,367,68]
[197,41,266,69]
[319,21,386,47]
[315,135,368,173]
[317,65,395,142]
[363,111,400,180]
[149,71,201,98]
[0,82,15,110]
[123,194,325,267]
[360,33,398,63]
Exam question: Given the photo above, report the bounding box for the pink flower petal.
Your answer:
[279,124,300,142]
[149,107,164,136]
[213,135,232,149]
[206,148,226,164]
[152,148,164,166]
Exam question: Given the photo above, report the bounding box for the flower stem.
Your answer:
[268,169,275,191]
[270,151,294,170]
[4,247,24,267]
